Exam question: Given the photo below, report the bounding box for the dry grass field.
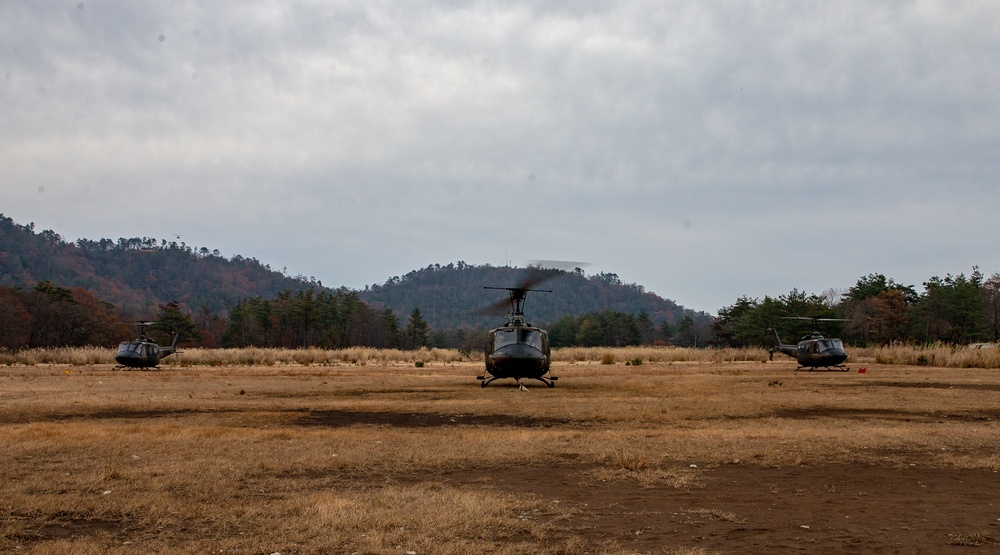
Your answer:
[2,350,999,553]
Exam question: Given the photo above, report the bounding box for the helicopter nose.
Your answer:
[490,343,545,370]
[114,353,138,366]
[823,347,848,364]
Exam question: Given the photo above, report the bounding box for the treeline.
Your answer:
[714,269,1000,347]
[424,309,712,352]
[216,290,692,352]
[0,283,435,352]
[0,282,131,350]
[547,310,708,348]
[0,279,698,353]
[11,268,1000,354]
[222,289,430,350]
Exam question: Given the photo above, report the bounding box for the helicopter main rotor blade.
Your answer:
[517,267,561,291]
[525,260,589,284]
[476,297,512,316]
[779,317,849,322]
[528,260,589,271]
[476,261,588,317]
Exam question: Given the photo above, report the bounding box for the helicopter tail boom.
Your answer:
[159,331,181,358]
[766,327,796,360]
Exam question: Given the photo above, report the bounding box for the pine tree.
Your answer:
[636,310,656,345]
[380,309,401,349]
[403,308,429,350]
[153,301,201,345]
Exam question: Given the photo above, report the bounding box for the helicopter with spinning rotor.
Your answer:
[768,316,850,371]
[476,265,567,388]
[114,321,179,369]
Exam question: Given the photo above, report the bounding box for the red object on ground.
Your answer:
[859,367,867,373]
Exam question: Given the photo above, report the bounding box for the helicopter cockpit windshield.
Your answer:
[817,339,844,352]
[116,341,148,357]
[494,328,543,350]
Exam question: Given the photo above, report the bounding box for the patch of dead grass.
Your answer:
[684,508,747,523]
[592,465,704,490]
[947,530,995,546]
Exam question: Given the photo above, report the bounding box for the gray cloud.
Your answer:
[3,1,999,312]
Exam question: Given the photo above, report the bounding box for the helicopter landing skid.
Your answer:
[796,366,850,372]
[477,375,557,388]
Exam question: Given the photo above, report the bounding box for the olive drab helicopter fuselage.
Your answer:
[768,317,849,371]
[114,322,179,369]
[477,273,559,387]
[481,315,553,387]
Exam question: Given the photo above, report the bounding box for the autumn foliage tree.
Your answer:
[0,282,131,349]
[841,274,916,345]
[714,269,1000,347]
[0,287,32,350]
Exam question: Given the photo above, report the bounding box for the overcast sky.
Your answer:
[2,1,999,314]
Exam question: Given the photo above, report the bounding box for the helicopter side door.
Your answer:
[796,340,818,364]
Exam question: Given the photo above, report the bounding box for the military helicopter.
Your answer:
[476,266,561,388]
[114,321,179,369]
[768,317,850,371]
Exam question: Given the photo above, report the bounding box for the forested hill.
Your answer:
[358,262,709,329]
[0,214,318,317]
[1,214,706,327]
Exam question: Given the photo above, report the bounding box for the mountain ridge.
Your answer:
[358,262,709,329]
[0,214,316,317]
[1,214,708,326]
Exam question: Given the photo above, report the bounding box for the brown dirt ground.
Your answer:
[6,363,1000,554]
[424,462,1000,554]
[330,406,1000,554]
[299,407,1000,553]
[24,452,1000,554]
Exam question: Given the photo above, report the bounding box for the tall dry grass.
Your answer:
[6,342,1000,368]
[853,341,1000,368]
[0,346,112,366]
[0,346,474,367]
[552,346,768,364]
[170,346,473,366]
[0,345,770,367]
